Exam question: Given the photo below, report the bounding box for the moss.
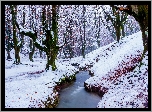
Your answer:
[40,73,78,108]
[41,93,59,108]
[38,72,80,108]
[58,74,76,85]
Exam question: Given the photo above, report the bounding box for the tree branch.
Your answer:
[110,5,140,22]
[101,6,114,24]
[10,5,47,52]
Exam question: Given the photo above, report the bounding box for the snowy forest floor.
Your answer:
[5,31,148,108]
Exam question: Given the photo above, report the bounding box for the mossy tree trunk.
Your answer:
[28,5,36,62]
[29,39,35,62]
[20,6,25,53]
[121,24,125,37]
[44,5,59,71]
[115,25,121,42]
[136,5,148,58]
[114,10,121,42]
[12,5,59,71]
[10,5,22,64]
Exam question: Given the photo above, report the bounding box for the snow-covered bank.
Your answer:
[81,31,148,108]
[5,56,78,108]
[5,31,148,108]
[97,51,148,108]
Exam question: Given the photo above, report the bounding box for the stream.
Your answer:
[56,71,101,108]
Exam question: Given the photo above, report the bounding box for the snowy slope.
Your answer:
[85,31,143,84]
[81,31,148,108]
[97,52,148,108]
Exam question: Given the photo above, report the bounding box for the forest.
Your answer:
[5,5,148,108]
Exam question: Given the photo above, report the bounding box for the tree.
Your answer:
[10,5,22,64]
[5,5,13,60]
[110,5,148,64]
[101,5,128,42]
[28,5,36,62]
[11,5,60,71]
[82,5,86,58]
[20,5,25,53]
[5,27,13,60]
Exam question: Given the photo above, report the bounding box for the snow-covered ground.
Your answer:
[70,31,148,108]
[5,31,148,108]
[96,51,148,108]
[5,52,78,108]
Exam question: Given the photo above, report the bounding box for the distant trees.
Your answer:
[5,5,145,71]
[101,5,128,42]
[5,5,13,60]
[82,5,86,58]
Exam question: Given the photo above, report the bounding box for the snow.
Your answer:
[19,25,35,34]
[17,41,21,46]
[5,51,78,108]
[69,31,148,108]
[51,31,54,36]
[96,53,148,108]
[83,31,147,108]
[71,31,143,71]
[5,31,148,108]
[35,39,46,48]
[110,14,116,19]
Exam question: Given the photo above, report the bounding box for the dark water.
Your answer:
[56,71,101,108]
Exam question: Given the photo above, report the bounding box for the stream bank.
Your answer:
[56,71,101,108]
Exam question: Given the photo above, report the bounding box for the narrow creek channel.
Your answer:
[56,71,101,108]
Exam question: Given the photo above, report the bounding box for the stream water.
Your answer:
[56,71,101,108]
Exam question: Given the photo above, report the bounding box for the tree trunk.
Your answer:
[115,25,121,43]
[21,6,25,53]
[82,46,85,58]
[14,46,21,64]
[45,5,59,71]
[29,46,35,62]
[45,46,59,71]
[7,51,12,59]
[82,5,86,58]
[80,26,85,58]
[11,5,21,64]
[121,25,125,37]
[50,46,59,71]
[11,5,60,71]
[29,39,35,62]
[140,23,148,56]
[97,16,101,47]
[39,50,42,58]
